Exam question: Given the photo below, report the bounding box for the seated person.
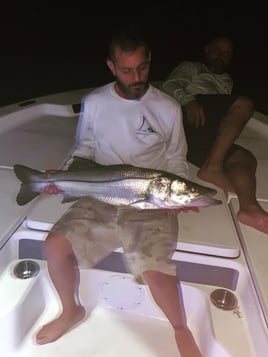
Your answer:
[35,25,202,357]
[162,36,268,234]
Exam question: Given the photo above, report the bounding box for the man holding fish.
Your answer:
[33,25,203,356]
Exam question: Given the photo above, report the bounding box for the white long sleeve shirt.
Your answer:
[69,82,188,178]
[162,61,233,106]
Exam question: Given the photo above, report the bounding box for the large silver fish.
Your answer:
[13,163,222,209]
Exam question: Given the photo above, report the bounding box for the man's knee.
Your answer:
[143,269,174,281]
[43,232,73,259]
[226,146,257,169]
[142,270,161,286]
[232,96,255,117]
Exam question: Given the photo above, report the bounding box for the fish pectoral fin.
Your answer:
[129,199,158,209]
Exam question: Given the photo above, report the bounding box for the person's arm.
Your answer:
[162,62,199,106]
[165,105,189,179]
[44,98,97,194]
[163,62,206,127]
[166,103,200,213]
[67,156,97,171]
[63,96,97,170]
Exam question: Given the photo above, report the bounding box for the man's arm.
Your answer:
[164,103,200,214]
[162,61,198,106]
[165,105,189,179]
[63,95,96,170]
[67,156,97,171]
[44,96,97,193]
[163,62,206,128]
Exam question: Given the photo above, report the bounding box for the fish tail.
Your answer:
[13,164,45,183]
[16,183,40,206]
[13,164,44,206]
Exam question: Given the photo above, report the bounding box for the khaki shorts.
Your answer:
[51,197,178,278]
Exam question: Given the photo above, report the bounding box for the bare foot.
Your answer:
[197,163,234,193]
[237,207,268,234]
[36,305,86,345]
[175,327,202,357]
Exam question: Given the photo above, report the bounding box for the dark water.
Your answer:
[1,4,268,114]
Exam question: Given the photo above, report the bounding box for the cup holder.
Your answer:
[13,260,40,279]
[210,288,238,310]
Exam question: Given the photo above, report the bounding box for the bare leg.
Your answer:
[36,232,86,344]
[143,270,202,357]
[224,148,268,234]
[197,96,254,192]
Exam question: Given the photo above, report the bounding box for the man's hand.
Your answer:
[176,207,199,213]
[185,100,205,128]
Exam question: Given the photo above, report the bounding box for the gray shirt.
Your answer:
[162,61,233,106]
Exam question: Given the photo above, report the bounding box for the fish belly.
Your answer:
[48,179,151,206]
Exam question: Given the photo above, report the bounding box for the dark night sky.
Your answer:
[1,2,267,113]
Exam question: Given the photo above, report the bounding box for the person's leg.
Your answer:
[36,232,85,344]
[197,95,254,191]
[185,94,268,234]
[36,198,119,345]
[119,210,202,357]
[143,270,202,357]
[223,147,268,234]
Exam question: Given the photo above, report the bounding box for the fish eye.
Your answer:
[190,187,196,193]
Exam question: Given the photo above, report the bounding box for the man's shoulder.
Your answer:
[150,82,170,97]
[177,61,205,70]
[150,80,164,90]
[149,83,182,107]
[82,83,113,102]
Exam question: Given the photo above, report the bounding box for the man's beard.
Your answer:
[207,58,229,74]
[116,80,148,99]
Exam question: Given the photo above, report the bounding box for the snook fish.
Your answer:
[13,163,222,209]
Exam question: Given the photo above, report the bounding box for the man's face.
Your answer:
[107,46,151,99]
[205,38,233,74]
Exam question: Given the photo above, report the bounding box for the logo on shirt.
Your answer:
[137,116,154,136]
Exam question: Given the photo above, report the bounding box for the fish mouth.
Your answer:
[190,196,223,207]
[198,186,218,197]
[191,186,222,206]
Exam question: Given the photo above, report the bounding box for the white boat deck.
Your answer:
[229,113,268,327]
[0,87,268,356]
